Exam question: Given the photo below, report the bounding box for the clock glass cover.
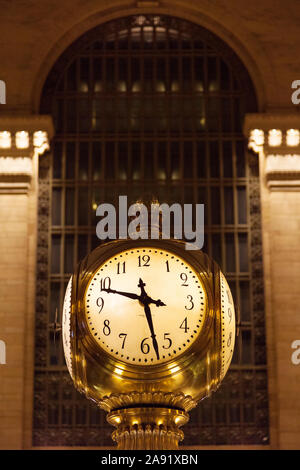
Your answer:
[84,247,207,366]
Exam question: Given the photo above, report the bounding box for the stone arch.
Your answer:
[32,2,273,113]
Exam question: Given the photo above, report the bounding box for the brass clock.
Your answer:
[62,238,235,449]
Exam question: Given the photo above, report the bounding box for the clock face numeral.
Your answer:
[220,272,236,379]
[162,333,172,349]
[180,272,188,286]
[141,337,150,354]
[227,307,233,323]
[185,295,194,310]
[138,255,150,267]
[96,297,104,313]
[103,319,111,336]
[100,277,111,291]
[119,333,127,349]
[85,248,206,366]
[180,317,189,333]
[117,261,126,274]
[226,289,232,305]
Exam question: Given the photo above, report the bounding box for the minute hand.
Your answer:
[102,288,139,301]
[143,303,160,361]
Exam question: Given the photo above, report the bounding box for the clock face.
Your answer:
[84,247,207,366]
[62,276,73,378]
[220,272,236,379]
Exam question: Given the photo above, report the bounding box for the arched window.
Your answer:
[34,15,268,446]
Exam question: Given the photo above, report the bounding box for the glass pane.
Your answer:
[237,186,247,224]
[229,404,240,423]
[242,329,252,364]
[92,142,101,180]
[209,141,219,177]
[244,403,255,423]
[67,60,77,90]
[221,98,232,132]
[207,98,219,131]
[195,57,204,89]
[105,143,115,178]
[212,233,222,268]
[236,141,245,177]
[105,58,115,91]
[52,188,61,225]
[223,141,232,177]
[170,57,179,92]
[78,100,89,132]
[207,57,218,91]
[78,234,88,262]
[79,143,89,180]
[225,233,235,272]
[224,187,234,224]
[64,235,74,273]
[62,405,72,425]
[80,57,89,92]
[211,187,220,224]
[78,188,89,225]
[118,141,128,180]
[183,142,193,178]
[132,142,141,180]
[220,59,230,90]
[50,282,60,323]
[53,143,62,179]
[216,403,226,423]
[65,188,74,226]
[240,281,251,322]
[197,141,206,178]
[157,142,166,180]
[239,233,249,272]
[144,142,154,180]
[171,142,180,180]
[93,58,102,92]
[66,143,75,179]
[66,100,77,132]
[49,333,59,366]
[51,235,61,273]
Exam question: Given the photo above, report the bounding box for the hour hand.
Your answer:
[102,287,139,301]
[148,297,166,307]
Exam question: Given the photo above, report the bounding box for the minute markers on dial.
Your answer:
[85,248,206,365]
[101,277,166,360]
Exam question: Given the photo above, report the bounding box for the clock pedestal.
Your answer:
[107,407,189,450]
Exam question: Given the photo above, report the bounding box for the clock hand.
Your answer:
[137,278,166,307]
[143,303,160,361]
[102,287,140,301]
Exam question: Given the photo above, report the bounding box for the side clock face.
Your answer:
[62,276,73,378]
[220,272,236,379]
[84,247,207,366]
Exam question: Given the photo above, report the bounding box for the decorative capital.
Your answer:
[244,113,300,190]
[98,391,197,413]
[107,407,188,450]
[0,115,54,193]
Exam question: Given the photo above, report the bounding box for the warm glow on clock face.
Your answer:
[220,272,236,379]
[84,247,207,366]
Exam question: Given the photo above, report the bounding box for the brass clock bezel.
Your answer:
[74,238,218,382]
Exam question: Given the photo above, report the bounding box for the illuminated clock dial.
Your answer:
[220,272,236,379]
[84,247,207,365]
[62,276,73,378]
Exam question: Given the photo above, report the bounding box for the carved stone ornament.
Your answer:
[244,113,300,190]
[0,115,54,193]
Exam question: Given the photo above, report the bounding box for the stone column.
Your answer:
[244,114,300,449]
[0,116,53,449]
